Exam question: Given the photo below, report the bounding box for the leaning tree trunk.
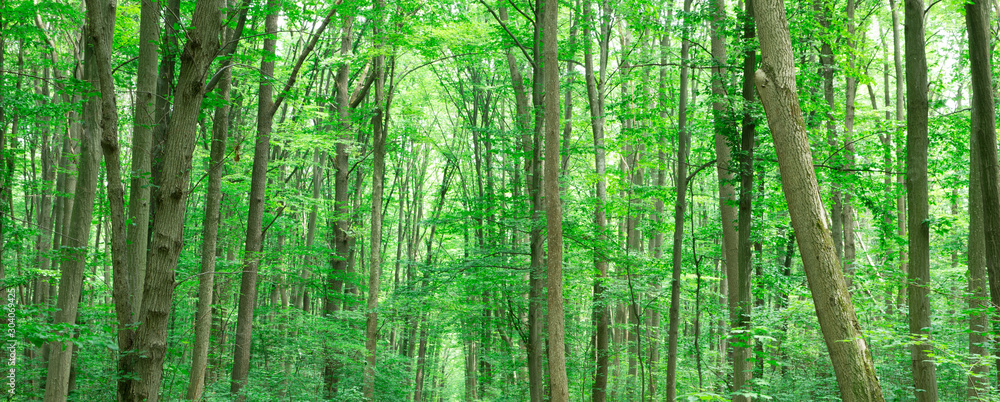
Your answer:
[751,0,886,399]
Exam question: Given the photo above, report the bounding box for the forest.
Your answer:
[1,0,998,399]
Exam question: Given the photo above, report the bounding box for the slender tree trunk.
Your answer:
[734,0,756,398]
[187,32,234,402]
[665,0,692,398]
[126,0,159,320]
[752,0,886,398]
[904,0,939,398]
[42,36,101,402]
[710,0,740,378]
[842,0,857,285]
[889,0,908,310]
[230,1,277,395]
[363,6,387,396]
[582,1,611,400]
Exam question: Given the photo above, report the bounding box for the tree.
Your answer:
[130,0,224,397]
[752,0,886,398]
[903,0,938,397]
[966,0,1000,390]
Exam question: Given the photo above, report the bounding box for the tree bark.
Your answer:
[903,0,939,398]
[752,0,886,398]
[125,0,159,321]
[542,0,567,398]
[130,0,223,398]
[966,0,1000,389]
[734,0,756,398]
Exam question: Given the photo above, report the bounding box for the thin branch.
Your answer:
[478,0,536,68]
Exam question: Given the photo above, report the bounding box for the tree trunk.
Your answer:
[325,13,355,396]
[967,69,989,399]
[752,0,886,398]
[665,0,692,398]
[889,0,908,310]
[363,7,387,396]
[42,36,101,402]
[542,0,567,398]
[125,0,159,320]
[582,1,612,400]
[230,1,277,395]
[130,0,223,398]
[903,0,939,398]
[966,0,1000,389]
[734,0,756,398]
[187,33,235,402]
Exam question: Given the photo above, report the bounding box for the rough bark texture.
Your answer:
[966,1,992,397]
[665,0,692,398]
[325,13,354,397]
[131,0,223,397]
[967,0,1000,388]
[903,0,939,398]
[751,0,885,399]
[542,0,567,398]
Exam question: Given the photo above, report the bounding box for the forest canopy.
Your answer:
[0,0,997,400]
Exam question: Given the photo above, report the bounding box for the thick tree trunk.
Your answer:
[665,0,692,398]
[903,0,939,398]
[130,0,223,398]
[752,0,885,398]
[542,0,567,398]
[966,0,1000,389]
[967,87,989,399]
